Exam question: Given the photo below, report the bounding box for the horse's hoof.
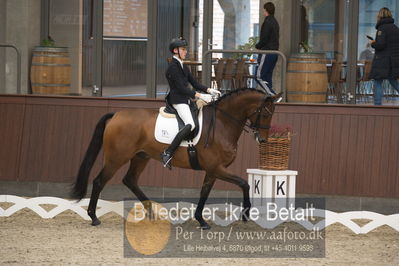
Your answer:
[198,222,211,230]
[201,224,211,230]
[146,211,155,221]
[91,219,101,226]
[241,213,250,222]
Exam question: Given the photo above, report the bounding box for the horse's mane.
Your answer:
[212,87,266,106]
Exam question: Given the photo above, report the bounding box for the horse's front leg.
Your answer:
[214,166,251,222]
[195,173,216,230]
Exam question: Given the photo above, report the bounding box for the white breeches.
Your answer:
[172,103,195,131]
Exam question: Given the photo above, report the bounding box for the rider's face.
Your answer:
[175,47,187,59]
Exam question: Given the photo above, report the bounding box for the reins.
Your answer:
[204,95,273,147]
[204,100,217,148]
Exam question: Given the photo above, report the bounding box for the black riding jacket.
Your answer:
[255,15,280,50]
[165,58,208,105]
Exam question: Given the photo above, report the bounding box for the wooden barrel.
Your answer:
[287,53,328,103]
[30,47,71,94]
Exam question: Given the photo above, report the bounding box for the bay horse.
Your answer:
[71,88,281,229]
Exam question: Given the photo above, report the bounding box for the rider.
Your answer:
[161,37,221,169]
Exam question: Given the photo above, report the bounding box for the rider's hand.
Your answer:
[198,93,213,103]
[207,88,222,97]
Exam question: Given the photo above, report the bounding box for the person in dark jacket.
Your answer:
[255,2,279,95]
[369,7,399,105]
[161,37,221,169]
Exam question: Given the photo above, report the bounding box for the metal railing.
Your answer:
[202,49,287,101]
[0,44,21,94]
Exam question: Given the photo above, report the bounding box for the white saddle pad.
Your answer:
[154,108,203,147]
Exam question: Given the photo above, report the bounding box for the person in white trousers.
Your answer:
[161,37,221,169]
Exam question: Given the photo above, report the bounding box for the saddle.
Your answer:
[155,98,208,170]
[159,98,207,141]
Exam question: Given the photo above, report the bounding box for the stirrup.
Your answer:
[161,151,173,170]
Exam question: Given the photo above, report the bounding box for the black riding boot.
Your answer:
[161,124,192,170]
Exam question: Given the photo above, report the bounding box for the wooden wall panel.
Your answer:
[17,97,108,183]
[1,95,399,198]
[272,104,399,198]
[388,118,399,196]
[0,97,25,181]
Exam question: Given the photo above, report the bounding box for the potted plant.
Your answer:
[235,36,259,60]
[259,124,293,170]
[40,36,56,47]
[299,41,312,53]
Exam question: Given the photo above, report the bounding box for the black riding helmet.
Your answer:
[169,37,188,54]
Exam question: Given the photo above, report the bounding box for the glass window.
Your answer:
[358,0,399,60]
[0,0,85,96]
[100,0,148,97]
[156,0,206,98]
[155,0,187,99]
[300,0,338,59]
[357,0,399,104]
[0,1,52,94]
[197,0,259,59]
[296,0,350,104]
[196,0,260,91]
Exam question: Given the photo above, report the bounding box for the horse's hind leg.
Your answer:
[87,165,118,226]
[195,173,216,230]
[122,152,150,201]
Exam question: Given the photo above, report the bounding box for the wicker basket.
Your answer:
[259,137,291,170]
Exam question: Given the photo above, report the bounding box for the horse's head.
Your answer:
[247,92,282,144]
[210,88,281,144]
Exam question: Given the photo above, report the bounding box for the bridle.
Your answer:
[213,96,273,144]
[246,98,273,143]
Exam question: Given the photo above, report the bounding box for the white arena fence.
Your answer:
[1,195,399,234]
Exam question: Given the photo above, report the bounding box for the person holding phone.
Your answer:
[369,7,399,105]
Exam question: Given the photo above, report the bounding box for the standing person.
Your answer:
[255,2,280,96]
[161,37,221,169]
[359,43,374,61]
[369,7,399,105]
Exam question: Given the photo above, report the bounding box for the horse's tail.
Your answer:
[71,113,114,201]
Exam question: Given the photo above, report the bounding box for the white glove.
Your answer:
[198,93,213,103]
[207,88,222,97]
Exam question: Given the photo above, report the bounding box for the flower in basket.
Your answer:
[268,124,293,138]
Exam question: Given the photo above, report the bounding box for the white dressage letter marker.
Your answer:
[247,169,298,209]
[275,175,287,198]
